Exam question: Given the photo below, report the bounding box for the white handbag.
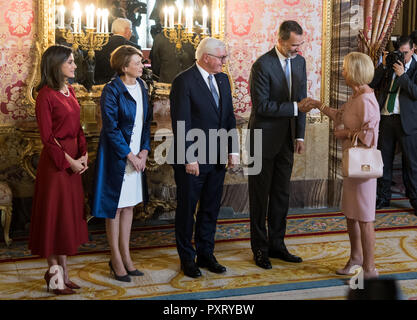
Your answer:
[342,132,383,178]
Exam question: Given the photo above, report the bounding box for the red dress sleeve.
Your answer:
[68,86,88,156]
[35,88,72,171]
[77,127,87,156]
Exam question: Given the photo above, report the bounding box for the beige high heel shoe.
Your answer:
[363,268,379,279]
[335,261,362,276]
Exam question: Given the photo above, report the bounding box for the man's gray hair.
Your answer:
[195,37,226,60]
[111,18,132,34]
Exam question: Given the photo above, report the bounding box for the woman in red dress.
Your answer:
[29,45,89,295]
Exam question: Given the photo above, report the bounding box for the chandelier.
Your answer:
[56,1,110,61]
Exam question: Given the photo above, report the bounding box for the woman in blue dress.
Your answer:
[92,45,151,282]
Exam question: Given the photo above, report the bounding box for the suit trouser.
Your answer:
[248,132,294,255]
[173,164,226,262]
[377,115,417,208]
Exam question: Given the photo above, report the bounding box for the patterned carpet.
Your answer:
[0,199,416,300]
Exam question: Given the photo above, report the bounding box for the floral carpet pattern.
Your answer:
[0,203,416,300]
[1,205,416,262]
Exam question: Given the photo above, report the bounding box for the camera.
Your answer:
[385,50,405,69]
[126,0,147,14]
[113,0,147,15]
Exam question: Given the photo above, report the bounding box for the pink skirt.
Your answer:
[342,177,377,222]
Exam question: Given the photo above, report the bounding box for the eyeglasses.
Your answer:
[207,53,228,62]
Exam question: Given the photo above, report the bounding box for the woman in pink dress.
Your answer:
[302,52,380,279]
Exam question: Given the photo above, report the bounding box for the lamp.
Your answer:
[57,2,110,62]
[55,1,110,133]
[162,3,221,51]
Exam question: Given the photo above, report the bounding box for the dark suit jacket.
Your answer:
[150,33,196,83]
[248,48,307,158]
[169,64,237,171]
[369,59,417,136]
[94,35,141,85]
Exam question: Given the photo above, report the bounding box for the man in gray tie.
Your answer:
[248,20,307,269]
[169,37,239,278]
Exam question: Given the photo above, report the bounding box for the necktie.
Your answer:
[208,74,219,108]
[285,58,291,96]
[386,76,399,113]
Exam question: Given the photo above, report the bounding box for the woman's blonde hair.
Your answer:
[343,52,375,86]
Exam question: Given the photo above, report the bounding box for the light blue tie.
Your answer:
[285,58,291,96]
[208,74,219,109]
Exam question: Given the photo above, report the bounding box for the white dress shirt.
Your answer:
[192,62,238,160]
[275,46,298,117]
[275,46,303,142]
[196,62,220,96]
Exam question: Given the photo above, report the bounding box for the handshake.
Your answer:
[298,97,324,113]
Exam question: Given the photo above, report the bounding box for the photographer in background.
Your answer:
[111,0,147,44]
[410,30,417,62]
[149,0,176,40]
[369,36,417,215]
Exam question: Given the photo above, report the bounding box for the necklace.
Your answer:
[60,84,70,97]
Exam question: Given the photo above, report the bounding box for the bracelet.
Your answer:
[319,104,326,111]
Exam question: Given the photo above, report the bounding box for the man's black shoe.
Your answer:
[181,260,202,278]
[269,248,303,263]
[254,250,272,269]
[376,198,390,209]
[197,255,226,274]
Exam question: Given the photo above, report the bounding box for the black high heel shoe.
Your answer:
[124,265,144,276]
[109,261,131,282]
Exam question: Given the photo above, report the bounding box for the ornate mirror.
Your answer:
[25,0,226,116]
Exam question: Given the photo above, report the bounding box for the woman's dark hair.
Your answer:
[110,45,142,76]
[36,45,73,92]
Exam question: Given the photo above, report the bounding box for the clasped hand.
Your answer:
[70,153,88,174]
[127,150,148,172]
[298,97,322,113]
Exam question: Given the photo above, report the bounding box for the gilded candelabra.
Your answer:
[162,4,221,51]
[58,27,109,61]
[163,25,209,51]
[57,27,109,133]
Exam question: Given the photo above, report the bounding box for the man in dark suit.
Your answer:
[94,18,141,85]
[169,37,239,278]
[248,20,307,269]
[150,32,196,83]
[369,36,417,215]
[411,30,417,62]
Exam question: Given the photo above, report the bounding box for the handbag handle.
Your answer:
[351,131,371,149]
[350,132,359,147]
